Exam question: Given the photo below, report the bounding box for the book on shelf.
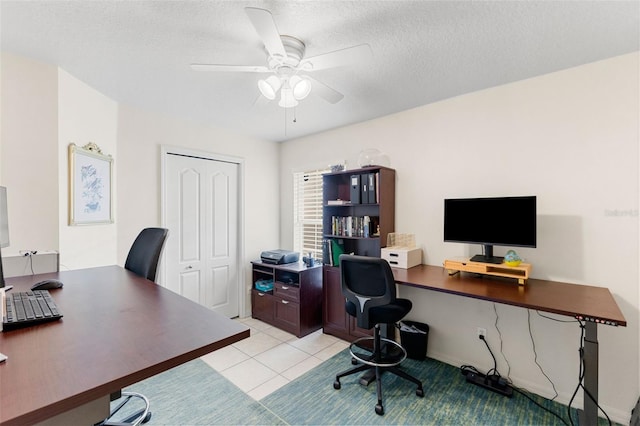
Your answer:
[322,239,331,265]
[322,238,345,266]
[330,215,379,238]
[327,199,349,205]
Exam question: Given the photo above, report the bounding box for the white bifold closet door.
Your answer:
[163,151,239,318]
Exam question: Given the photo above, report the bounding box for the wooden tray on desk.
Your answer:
[444,258,531,285]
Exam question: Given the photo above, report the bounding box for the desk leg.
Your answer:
[578,321,598,426]
[34,394,110,426]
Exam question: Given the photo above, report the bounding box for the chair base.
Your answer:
[96,391,152,426]
[334,326,424,416]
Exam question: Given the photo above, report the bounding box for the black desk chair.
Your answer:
[124,227,169,282]
[333,254,424,416]
[100,227,168,426]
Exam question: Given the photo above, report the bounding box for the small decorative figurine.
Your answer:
[504,250,522,267]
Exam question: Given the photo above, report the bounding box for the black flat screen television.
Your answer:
[444,196,536,264]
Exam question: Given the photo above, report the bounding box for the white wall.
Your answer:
[1,53,281,317]
[280,52,639,423]
[116,104,280,317]
[57,69,118,270]
[0,54,119,270]
[0,53,58,253]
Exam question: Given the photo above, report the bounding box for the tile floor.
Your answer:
[200,317,349,401]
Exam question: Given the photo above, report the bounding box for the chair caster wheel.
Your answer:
[416,388,424,397]
[142,412,152,423]
[375,404,384,415]
[333,380,341,390]
[351,357,358,365]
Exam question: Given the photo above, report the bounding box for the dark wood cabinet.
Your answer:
[250,260,322,338]
[322,265,373,341]
[322,266,347,337]
[321,166,395,341]
[251,289,274,322]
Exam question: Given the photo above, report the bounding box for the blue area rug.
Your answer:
[115,359,285,425]
[261,349,575,425]
[120,350,616,425]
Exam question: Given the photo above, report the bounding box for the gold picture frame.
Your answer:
[68,142,114,225]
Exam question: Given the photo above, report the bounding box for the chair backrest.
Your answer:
[124,228,169,282]
[339,254,397,329]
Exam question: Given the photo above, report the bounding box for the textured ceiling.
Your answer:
[1,1,638,142]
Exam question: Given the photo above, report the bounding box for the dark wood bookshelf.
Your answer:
[322,166,396,341]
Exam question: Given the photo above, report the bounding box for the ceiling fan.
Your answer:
[191,7,371,108]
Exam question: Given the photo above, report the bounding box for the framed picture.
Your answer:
[68,142,114,225]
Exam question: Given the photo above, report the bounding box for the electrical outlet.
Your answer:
[477,327,487,339]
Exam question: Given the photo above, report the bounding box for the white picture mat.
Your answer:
[69,144,113,225]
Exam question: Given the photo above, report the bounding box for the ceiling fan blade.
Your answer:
[301,44,372,71]
[307,76,344,104]
[190,64,270,73]
[252,93,272,108]
[245,7,287,60]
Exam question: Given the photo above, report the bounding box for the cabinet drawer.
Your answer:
[274,298,300,333]
[275,282,299,301]
[251,289,274,322]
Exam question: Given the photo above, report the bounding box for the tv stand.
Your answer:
[444,258,531,285]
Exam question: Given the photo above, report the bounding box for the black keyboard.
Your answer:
[2,290,63,331]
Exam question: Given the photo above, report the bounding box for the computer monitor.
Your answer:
[0,186,9,288]
[443,195,536,264]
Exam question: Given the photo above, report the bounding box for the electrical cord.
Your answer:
[499,305,569,424]
[460,364,481,377]
[568,321,585,426]
[527,309,559,400]
[567,320,612,426]
[536,310,580,323]
[19,250,37,275]
[511,385,569,426]
[493,303,512,380]
[463,308,613,425]
[482,307,612,425]
[460,333,569,425]
[479,334,499,378]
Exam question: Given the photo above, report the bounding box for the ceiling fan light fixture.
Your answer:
[290,75,312,100]
[278,87,299,108]
[258,75,281,100]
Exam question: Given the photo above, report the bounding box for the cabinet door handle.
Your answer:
[281,286,289,290]
[258,292,265,296]
[185,265,193,269]
[281,300,289,304]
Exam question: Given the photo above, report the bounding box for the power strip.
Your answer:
[466,372,513,397]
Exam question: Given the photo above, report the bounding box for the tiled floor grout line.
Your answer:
[202,317,348,400]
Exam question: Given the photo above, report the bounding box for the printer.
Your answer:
[260,249,300,265]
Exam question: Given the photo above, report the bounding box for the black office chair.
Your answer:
[124,227,169,282]
[100,227,168,426]
[333,254,424,416]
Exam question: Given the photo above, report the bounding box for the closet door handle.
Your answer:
[281,286,289,290]
[281,300,289,304]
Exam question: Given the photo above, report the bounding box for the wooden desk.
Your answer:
[0,266,250,425]
[392,265,626,426]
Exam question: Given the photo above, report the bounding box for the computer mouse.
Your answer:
[30,279,64,291]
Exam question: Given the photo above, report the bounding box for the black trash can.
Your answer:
[399,320,429,360]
